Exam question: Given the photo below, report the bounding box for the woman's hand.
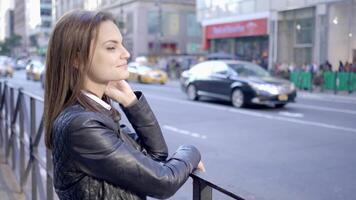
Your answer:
[105,80,137,107]
[196,161,206,172]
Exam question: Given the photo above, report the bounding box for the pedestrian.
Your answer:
[339,60,344,72]
[43,10,205,200]
[325,60,332,71]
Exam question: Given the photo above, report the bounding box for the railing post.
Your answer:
[193,177,212,200]
[4,83,9,163]
[30,97,38,200]
[0,81,3,148]
[9,87,17,170]
[46,148,54,200]
[19,89,25,191]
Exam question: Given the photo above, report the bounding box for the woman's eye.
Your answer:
[107,47,115,51]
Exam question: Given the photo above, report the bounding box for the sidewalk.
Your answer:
[0,153,25,200]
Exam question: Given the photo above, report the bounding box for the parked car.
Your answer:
[127,62,168,84]
[180,60,296,108]
[26,60,45,81]
[0,56,14,78]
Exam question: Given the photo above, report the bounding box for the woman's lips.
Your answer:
[117,64,128,68]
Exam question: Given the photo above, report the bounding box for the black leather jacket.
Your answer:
[52,91,201,200]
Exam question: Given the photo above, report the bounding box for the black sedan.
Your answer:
[180,60,296,108]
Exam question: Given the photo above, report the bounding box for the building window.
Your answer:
[147,11,159,34]
[148,11,180,36]
[41,8,52,16]
[42,21,51,28]
[162,12,179,36]
[187,12,201,37]
[295,18,313,45]
[277,7,315,66]
[126,12,133,34]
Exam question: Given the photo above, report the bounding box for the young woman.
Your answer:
[44,10,205,200]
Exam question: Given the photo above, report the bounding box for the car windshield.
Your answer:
[32,61,44,69]
[137,66,152,73]
[228,63,270,77]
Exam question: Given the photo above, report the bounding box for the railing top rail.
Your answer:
[191,172,256,200]
[0,81,44,102]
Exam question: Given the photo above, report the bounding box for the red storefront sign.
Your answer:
[203,18,267,49]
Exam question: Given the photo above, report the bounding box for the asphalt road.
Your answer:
[2,71,356,200]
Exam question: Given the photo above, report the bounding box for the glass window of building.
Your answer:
[42,21,51,28]
[162,12,179,36]
[40,8,51,16]
[240,0,255,14]
[278,7,315,66]
[147,11,159,34]
[295,18,313,45]
[187,12,201,37]
[126,12,133,34]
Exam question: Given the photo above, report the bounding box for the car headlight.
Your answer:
[290,83,296,91]
[249,82,280,95]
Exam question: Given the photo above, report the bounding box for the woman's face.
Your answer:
[86,20,130,84]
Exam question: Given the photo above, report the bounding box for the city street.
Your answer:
[2,70,356,200]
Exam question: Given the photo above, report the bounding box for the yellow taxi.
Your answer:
[127,62,168,84]
[0,56,14,78]
[26,60,45,81]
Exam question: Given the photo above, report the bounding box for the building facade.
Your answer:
[197,0,356,71]
[28,0,53,55]
[13,0,28,55]
[55,0,202,60]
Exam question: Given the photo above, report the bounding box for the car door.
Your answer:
[190,62,214,93]
[208,62,234,99]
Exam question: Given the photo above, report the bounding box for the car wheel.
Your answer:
[187,84,198,101]
[231,89,245,108]
[275,103,286,108]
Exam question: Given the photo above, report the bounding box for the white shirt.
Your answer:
[81,90,112,111]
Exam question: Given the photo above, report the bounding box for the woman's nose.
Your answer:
[121,47,130,60]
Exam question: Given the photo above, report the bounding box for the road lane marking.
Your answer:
[163,125,207,139]
[147,94,356,134]
[290,104,356,115]
[278,111,304,118]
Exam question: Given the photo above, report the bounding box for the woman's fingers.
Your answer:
[197,161,206,172]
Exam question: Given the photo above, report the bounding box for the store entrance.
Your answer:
[235,36,269,68]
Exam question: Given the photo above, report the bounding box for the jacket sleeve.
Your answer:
[67,113,201,199]
[121,91,168,161]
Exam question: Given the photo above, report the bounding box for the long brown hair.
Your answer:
[44,10,116,149]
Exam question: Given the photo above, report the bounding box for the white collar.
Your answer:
[81,90,112,110]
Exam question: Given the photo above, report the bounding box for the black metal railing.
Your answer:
[0,81,244,200]
[0,81,54,200]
